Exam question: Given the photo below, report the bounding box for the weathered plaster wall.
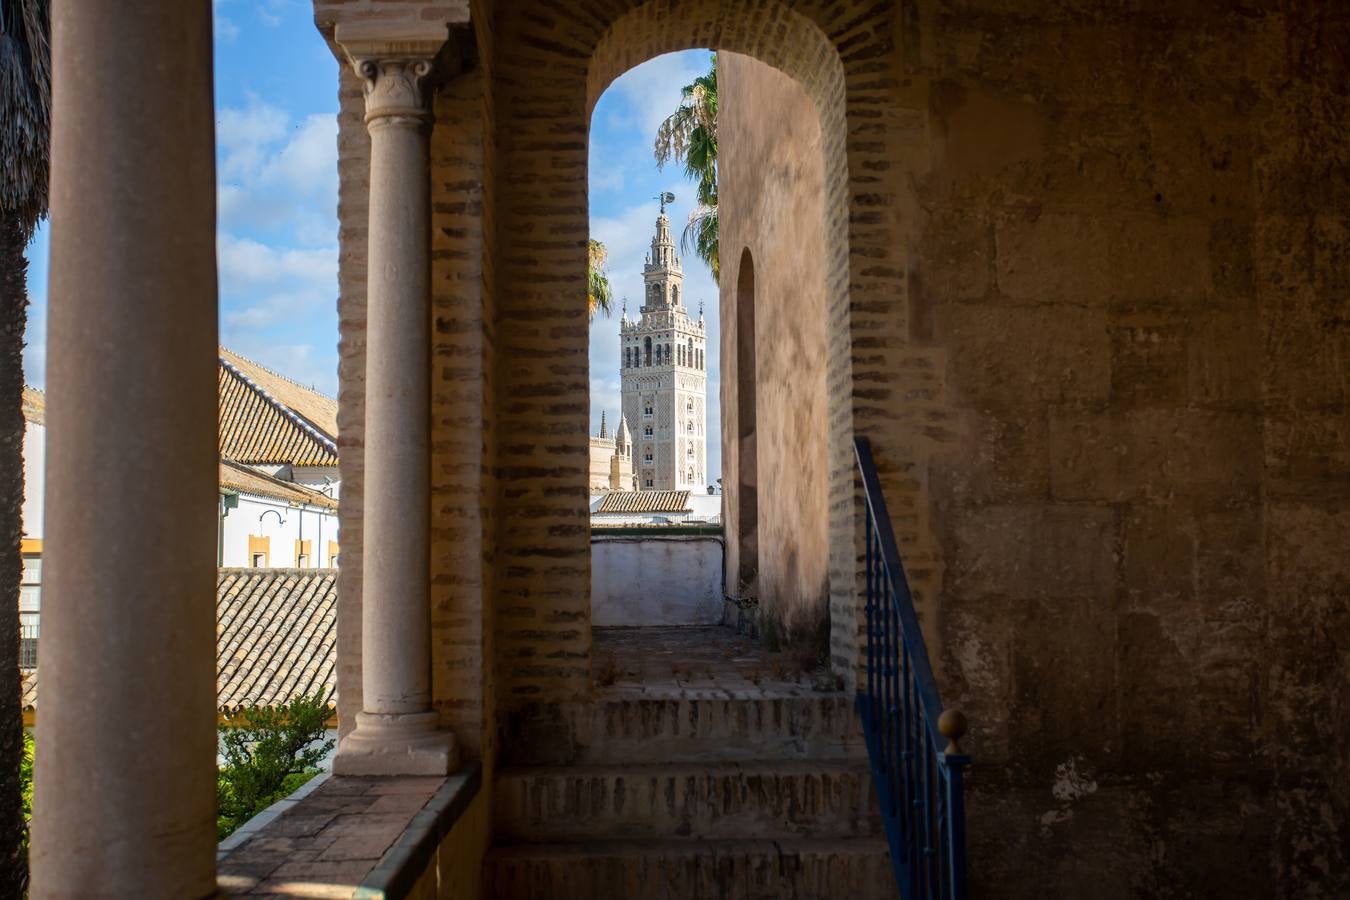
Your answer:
[719,53,831,645]
[591,535,724,626]
[891,3,1349,894]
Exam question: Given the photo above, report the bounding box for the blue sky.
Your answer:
[22,3,720,480]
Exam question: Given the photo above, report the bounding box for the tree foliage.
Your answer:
[654,53,718,279]
[588,238,614,320]
[0,0,50,235]
[217,692,335,840]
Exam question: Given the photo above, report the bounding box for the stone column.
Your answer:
[333,23,456,776]
[31,3,219,898]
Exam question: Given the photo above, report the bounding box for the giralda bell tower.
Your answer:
[619,193,707,492]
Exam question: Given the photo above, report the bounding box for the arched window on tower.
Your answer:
[672,285,679,305]
[644,336,652,366]
[665,343,672,362]
[687,338,693,364]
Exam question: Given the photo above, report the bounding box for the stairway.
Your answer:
[486,691,899,899]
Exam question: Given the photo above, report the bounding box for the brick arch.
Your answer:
[493,0,918,702]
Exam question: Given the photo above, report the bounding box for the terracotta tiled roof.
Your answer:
[219,352,338,467]
[219,347,337,436]
[217,569,337,712]
[22,569,338,713]
[21,385,44,426]
[220,460,338,510]
[595,490,691,513]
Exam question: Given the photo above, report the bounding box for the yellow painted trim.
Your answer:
[248,535,270,567]
[295,538,313,567]
[20,538,42,554]
[328,540,340,567]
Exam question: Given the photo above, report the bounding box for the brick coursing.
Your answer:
[317,0,1349,891]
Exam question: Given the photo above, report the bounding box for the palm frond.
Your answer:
[682,205,719,281]
[0,0,51,237]
[588,238,613,320]
[654,53,718,278]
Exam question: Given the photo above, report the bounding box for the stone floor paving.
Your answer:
[217,775,445,897]
[592,625,839,698]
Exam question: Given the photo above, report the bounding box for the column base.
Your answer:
[332,710,458,776]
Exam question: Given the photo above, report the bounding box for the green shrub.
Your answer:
[216,691,335,840]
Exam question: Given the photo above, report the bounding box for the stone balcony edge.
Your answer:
[216,770,334,857]
[355,763,484,900]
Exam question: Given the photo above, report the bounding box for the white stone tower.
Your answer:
[620,196,708,491]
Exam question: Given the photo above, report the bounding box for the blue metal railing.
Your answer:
[854,437,969,900]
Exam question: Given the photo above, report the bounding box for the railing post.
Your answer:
[942,760,968,900]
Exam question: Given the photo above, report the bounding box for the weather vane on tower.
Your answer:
[655,191,675,214]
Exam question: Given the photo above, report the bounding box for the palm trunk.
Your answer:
[0,215,28,893]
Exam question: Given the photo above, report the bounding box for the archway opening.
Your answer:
[582,23,845,694]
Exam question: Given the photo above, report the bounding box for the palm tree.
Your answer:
[654,53,718,279]
[588,238,614,320]
[0,0,49,891]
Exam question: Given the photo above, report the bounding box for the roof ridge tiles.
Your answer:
[220,347,336,402]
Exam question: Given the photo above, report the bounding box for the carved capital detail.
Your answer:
[351,57,435,124]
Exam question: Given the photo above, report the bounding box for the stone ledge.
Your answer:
[217,763,481,898]
[356,764,482,898]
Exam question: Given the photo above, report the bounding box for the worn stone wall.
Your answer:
[890,2,1349,894]
[719,53,831,645]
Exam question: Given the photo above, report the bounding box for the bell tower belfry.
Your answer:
[619,195,708,491]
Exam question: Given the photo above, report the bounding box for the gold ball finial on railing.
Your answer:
[938,709,968,756]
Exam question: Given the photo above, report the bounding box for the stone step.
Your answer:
[502,694,864,766]
[495,760,879,843]
[484,838,899,900]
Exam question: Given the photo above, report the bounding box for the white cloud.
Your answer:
[215,15,240,41]
[213,0,240,41]
[218,234,335,289]
[257,0,286,27]
[218,100,288,174]
[223,288,328,329]
[261,114,337,196]
[220,335,337,397]
[610,52,711,140]
[215,102,337,236]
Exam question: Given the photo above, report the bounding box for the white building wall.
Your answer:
[22,421,44,539]
[591,535,724,626]
[220,493,341,568]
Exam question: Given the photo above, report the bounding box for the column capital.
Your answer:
[335,22,448,123]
